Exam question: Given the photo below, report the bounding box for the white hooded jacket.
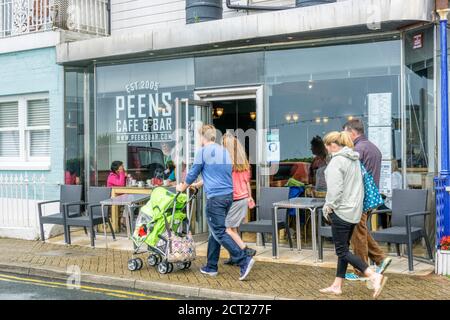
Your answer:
[324,146,364,224]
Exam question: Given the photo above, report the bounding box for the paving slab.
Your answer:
[0,238,449,300]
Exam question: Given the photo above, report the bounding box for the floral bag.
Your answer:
[166,232,196,263]
[360,162,384,212]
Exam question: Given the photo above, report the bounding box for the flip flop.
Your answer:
[319,287,342,295]
[373,276,388,299]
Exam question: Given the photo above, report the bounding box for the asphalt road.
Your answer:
[0,272,184,300]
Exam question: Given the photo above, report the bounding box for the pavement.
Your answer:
[48,230,436,276]
[0,238,449,300]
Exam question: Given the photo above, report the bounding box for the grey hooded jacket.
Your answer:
[324,147,364,224]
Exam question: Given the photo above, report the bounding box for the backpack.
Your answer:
[360,162,384,212]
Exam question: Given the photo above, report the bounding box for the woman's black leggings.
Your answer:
[330,213,369,278]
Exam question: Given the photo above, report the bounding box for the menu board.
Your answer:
[379,161,392,196]
[368,127,392,160]
[368,93,392,126]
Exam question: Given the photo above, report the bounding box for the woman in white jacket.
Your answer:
[319,131,387,298]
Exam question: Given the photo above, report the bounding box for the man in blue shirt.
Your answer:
[177,124,255,281]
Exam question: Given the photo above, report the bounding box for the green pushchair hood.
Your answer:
[133,187,188,247]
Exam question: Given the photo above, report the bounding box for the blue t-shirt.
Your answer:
[185,143,233,199]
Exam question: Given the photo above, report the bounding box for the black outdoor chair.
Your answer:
[368,189,433,271]
[38,185,83,243]
[64,186,116,247]
[239,187,293,257]
[317,208,332,261]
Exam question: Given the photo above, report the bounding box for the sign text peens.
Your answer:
[115,92,173,140]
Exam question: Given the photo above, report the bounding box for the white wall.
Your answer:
[0,199,61,240]
[110,0,298,34]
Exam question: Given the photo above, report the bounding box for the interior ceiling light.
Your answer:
[285,114,292,122]
[216,107,224,117]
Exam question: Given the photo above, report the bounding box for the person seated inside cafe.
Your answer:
[167,161,187,186]
[65,159,80,185]
[107,160,127,187]
[309,136,327,186]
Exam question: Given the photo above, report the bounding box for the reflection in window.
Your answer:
[265,40,402,190]
[95,58,195,186]
[405,27,436,190]
[64,69,84,186]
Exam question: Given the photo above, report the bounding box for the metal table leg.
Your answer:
[273,206,279,259]
[295,208,301,251]
[101,204,108,249]
[310,207,318,262]
[125,205,132,239]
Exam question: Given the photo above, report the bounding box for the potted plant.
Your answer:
[436,235,450,276]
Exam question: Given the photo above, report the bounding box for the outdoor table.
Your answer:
[100,193,150,248]
[272,197,325,261]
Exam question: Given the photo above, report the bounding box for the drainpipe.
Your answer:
[107,0,112,35]
[435,3,450,247]
[226,0,294,11]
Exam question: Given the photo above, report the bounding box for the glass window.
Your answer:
[0,100,19,157]
[195,51,264,88]
[405,27,436,189]
[64,69,85,186]
[264,40,402,194]
[0,95,50,162]
[27,99,50,158]
[96,58,195,186]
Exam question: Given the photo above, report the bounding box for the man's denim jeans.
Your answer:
[206,193,246,271]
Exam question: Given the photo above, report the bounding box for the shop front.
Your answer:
[64,25,437,240]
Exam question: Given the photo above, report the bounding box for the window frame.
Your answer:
[0,93,50,169]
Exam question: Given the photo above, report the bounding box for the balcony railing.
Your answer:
[0,0,110,39]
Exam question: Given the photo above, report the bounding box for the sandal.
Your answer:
[319,287,342,295]
[373,275,388,299]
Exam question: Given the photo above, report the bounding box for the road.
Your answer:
[0,272,185,300]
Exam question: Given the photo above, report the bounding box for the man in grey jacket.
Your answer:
[343,119,392,280]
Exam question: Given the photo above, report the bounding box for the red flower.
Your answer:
[439,235,450,249]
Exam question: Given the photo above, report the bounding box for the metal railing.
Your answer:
[435,175,450,246]
[0,0,109,39]
[0,173,59,229]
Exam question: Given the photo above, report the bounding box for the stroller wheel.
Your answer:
[176,262,185,270]
[127,259,139,271]
[157,262,169,274]
[167,262,174,273]
[136,258,143,270]
[147,254,158,266]
[184,261,192,269]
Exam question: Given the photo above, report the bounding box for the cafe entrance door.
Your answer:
[174,98,212,236]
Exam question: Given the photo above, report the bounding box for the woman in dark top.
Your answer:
[308,136,327,186]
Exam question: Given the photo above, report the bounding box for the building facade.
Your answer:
[54,0,446,243]
[0,0,109,239]
[1,0,448,248]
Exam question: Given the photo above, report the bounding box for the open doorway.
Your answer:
[212,99,257,177]
[211,99,257,222]
[195,86,263,231]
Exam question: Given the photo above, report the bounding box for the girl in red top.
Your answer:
[222,133,256,264]
[106,161,127,187]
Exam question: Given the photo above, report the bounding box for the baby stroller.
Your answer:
[127,187,198,274]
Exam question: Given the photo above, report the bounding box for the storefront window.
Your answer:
[405,27,436,189]
[264,40,402,196]
[64,69,85,186]
[95,58,195,186]
[195,51,264,88]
